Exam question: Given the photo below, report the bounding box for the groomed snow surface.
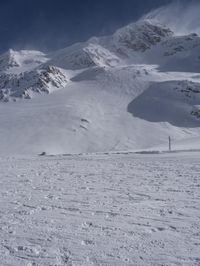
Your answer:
[0,152,199,266]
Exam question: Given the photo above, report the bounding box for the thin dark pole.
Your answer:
[169,136,172,152]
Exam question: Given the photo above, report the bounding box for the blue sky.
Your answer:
[0,0,173,52]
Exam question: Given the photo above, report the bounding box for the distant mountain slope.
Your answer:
[0,18,199,155]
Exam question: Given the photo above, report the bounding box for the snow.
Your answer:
[0,152,199,265]
[0,8,199,266]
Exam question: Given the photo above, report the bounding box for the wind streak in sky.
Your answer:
[143,0,200,35]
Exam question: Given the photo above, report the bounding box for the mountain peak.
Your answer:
[0,49,49,74]
[113,19,173,53]
[0,49,20,71]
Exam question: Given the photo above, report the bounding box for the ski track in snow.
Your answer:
[0,153,199,266]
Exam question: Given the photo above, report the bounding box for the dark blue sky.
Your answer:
[0,0,173,52]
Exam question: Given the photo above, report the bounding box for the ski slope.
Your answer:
[0,152,199,265]
[0,65,199,155]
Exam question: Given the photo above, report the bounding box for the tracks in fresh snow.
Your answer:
[0,153,199,265]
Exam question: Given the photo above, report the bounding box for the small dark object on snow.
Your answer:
[39,152,46,156]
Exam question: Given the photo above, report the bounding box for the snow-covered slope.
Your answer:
[128,80,200,127]
[0,18,199,155]
[48,43,122,70]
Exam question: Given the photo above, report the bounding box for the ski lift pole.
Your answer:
[168,136,172,152]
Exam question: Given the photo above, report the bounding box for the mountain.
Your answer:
[0,19,199,155]
[0,66,68,101]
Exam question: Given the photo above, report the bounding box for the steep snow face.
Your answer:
[48,43,96,70]
[0,18,199,155]
[145,33,200,72]
[84,44,122,67]
[161,33,200,56]
[48,43,122,70]
[128,81,200,127]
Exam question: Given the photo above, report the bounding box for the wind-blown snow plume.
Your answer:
[143,0,200,36]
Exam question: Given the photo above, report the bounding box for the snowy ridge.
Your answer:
[0,49,49,73]
[0,49,20,71]
[48,43,122,70]
[0,66,68,101]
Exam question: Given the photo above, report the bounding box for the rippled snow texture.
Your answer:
[0,152,199,265]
